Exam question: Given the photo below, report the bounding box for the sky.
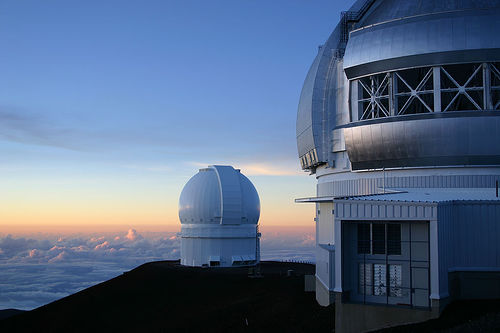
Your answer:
[0,0,352,232]
[0,0,355,311]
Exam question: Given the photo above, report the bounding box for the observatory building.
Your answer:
[295,0,500,331]
[178,165,261,267]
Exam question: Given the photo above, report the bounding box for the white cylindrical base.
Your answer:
[180,224,258,267]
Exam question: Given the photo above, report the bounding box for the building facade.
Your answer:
[295,1,500,331]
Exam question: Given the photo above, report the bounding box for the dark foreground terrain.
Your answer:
[0,261,334,333]
[378,299,500,333]
[0,309,25,321]
[2,261,499,332]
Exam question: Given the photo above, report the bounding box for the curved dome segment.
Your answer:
[296,48,323,165]
[178,165,260,225]
[358,0,500,27]
[344,5,500,79]
[295,0,377,171]
[296,30,344,171]
[179,168,221,224]
[238,173,261,224]
[343,112,500,170]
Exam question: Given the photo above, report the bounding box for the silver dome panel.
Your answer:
[344,8,500,79]
[343,112,500,170]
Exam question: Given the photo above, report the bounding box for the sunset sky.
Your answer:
[0,1,350,232]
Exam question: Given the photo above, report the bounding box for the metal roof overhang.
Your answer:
[295,196,335,203]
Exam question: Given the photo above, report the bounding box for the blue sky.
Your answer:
[0,1,350,229]
[0,0,353,311]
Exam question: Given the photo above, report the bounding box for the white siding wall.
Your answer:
[316,245,335,291]
[181,237,256,267]
[318,202,334,245]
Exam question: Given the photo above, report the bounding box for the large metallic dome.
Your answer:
[297,0,500,172]
[178,165,260,225]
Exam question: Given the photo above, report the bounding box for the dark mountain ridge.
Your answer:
[0,260,333,332]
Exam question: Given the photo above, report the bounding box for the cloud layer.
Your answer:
[0,229,179,310]
[0,229,314,310]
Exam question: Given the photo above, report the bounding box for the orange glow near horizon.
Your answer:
[0,202,315,234]
[0,175,316,234]
[0,223,314,236]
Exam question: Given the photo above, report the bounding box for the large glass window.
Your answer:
[387,224,401,255]
[357,224,370,254]
[351,62,500,120]
[372,224,386,254]
[358,263,403,297]
[349,221,430,308]
[357,223,401,255]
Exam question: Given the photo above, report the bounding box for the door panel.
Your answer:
[411,267,429,307]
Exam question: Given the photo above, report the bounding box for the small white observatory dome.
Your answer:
[178,165,261,267]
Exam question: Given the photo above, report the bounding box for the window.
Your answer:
[357,224,370,254]
[389,264,402,297]
[359,263,403,297]
[359,263,373,295]
[357,223,401,255]
[388,224,402,255]
[350,62,500,120]
[373,264,387,296]
[372,224,386,254]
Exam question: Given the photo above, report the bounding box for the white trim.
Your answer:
[315,274,334,292]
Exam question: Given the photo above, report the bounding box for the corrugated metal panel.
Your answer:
[347,188,500,203]
[334,200,438,221]
[437,202,500,297]
[317,174,500,197]
[181,237,257,267]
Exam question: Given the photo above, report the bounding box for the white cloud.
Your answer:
[125,229,142,241]
[0,230,314,310]
[28,249,42,258]
[94,241,110,250]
